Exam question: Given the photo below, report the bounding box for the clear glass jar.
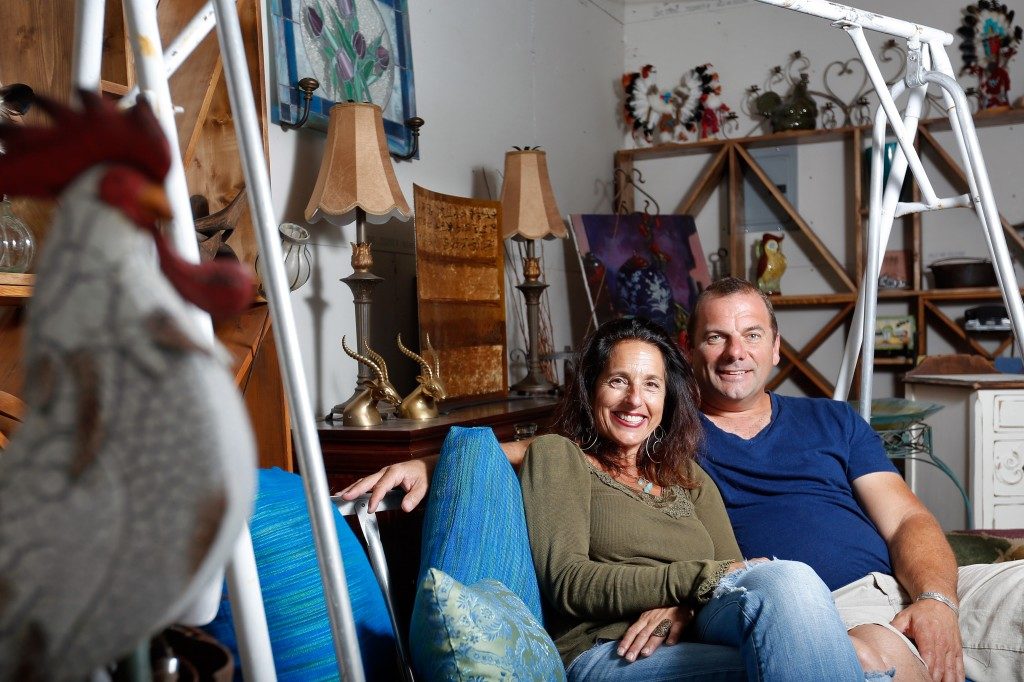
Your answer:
[0,199,34,273]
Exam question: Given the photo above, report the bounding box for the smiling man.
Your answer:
[687,277,1024,682]
[343,277,1024,682]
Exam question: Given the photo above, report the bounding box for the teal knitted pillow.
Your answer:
[203,468,397,680]
[414,426,543,620]
[410,568,565,681]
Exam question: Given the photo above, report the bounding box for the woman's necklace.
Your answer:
[636,476,655,494]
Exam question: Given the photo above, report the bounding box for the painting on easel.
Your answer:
[570,213,711,346]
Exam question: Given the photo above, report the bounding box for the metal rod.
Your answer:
[123,1,217,106]
[210,0,366,678]
[755,0,953,44]
[123,0,212,337]
[72,0,105,92]
[226,525,277,680]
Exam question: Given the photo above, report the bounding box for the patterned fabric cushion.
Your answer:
[946,530,1024,566]
[415,425,543,621]
[203,468,397,681]
[410,567,565,681]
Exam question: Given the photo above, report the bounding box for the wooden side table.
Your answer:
[317,396,558,491]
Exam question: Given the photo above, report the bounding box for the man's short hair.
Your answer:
[687,277,779,346]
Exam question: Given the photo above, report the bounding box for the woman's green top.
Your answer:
[519,434,742,667]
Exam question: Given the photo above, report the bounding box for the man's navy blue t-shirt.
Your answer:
[698,393,898,590]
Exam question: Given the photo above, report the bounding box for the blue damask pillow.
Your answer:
[415,425,543,621]
[203,468,397,681]
[411,568,565,681]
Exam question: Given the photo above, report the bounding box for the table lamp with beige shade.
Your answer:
[306,101,412,418]
[500,147,567,393]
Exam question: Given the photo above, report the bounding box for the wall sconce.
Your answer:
[280,78,321,130]
[280,77,425,161]
[500,147,567,394]
[254,222,313,295]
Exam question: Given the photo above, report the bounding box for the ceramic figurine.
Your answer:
[756,233,787,295]
[0,92,256,679]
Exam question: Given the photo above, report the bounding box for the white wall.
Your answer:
[622,0,1024,398]
[267,0,625,416]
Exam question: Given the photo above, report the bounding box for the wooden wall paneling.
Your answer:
[163,0,223,162]
[214,305,293,470]
[100,0,132,94]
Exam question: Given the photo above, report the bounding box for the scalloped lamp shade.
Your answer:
[499,149,567,240]
[305,102,412,226]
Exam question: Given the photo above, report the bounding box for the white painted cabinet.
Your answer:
[905,374,1024,530]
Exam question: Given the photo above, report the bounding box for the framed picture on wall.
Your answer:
[267,0,417,156]
[570,213,711,346]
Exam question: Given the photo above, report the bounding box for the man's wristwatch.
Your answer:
[916,591,960,616]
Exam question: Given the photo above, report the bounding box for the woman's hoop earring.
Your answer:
[580,431,599,451]
[645,425,665,463]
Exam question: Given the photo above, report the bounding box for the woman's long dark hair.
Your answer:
[553,317,702,488]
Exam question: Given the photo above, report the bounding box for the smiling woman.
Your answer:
[515,317,865,681]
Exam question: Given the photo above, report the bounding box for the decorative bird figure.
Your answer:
[0,92,256,680]
[756,232,787,295]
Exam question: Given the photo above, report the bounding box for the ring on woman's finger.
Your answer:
[651,619,672,638]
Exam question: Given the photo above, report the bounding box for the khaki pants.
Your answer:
[832,561,1024,682]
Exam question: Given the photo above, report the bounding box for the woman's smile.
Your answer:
[592,340,666,458]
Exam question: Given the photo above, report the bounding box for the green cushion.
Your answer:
[410,567,565,681]
[946,531,1024,566]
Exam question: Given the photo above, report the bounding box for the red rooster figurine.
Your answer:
[0,92,256,679]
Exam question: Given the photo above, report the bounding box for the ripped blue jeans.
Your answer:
[694,559,866,682]
[568,559,867,681]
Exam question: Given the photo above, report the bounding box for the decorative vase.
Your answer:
[772,74,818,132]
[254,222,313,295]
[0,198,35,273]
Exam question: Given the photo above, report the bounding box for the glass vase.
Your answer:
[0,199,35,273]
[255,222,313,295]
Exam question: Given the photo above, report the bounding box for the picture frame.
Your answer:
[267,0,417,156]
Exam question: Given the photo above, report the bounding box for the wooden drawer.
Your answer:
[994,396,1024,431]
[992,439,1024,496]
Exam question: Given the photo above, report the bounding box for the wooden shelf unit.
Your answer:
[0,273,34,306]
[614,109,1024,397]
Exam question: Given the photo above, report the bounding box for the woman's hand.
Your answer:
[617,605,694,662]
[338,456,437,512]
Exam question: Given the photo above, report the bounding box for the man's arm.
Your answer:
[853,471,964,682]
[338,437,536,512]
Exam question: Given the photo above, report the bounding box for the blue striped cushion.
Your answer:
[203,468,396,680]
[414,426,543,621]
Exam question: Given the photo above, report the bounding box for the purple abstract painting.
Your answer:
[571,213,711,344]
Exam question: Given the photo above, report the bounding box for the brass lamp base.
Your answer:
[511,256,555,394]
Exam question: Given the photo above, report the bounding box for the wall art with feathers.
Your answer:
[622,64,730,145]
[958,1,1022,109]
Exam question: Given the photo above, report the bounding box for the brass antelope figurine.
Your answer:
[341,336,402,426]
[397,333,448,420]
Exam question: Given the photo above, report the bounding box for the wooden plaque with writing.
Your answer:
[414,185,507,399]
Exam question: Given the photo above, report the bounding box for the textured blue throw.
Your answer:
[416,425,544,622]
